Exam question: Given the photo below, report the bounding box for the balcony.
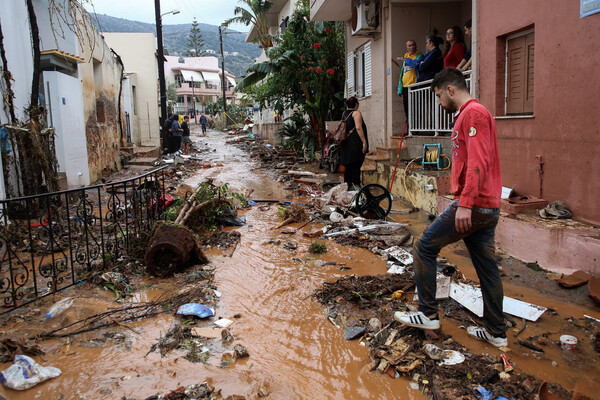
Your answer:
[407,71,472,136]
[310,0,351,21]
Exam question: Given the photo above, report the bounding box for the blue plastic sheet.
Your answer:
[176,303,214,318]
[473,385,513,400]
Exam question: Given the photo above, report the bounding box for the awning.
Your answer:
[180,70,204,82]
[201,71,221,84]
[226,76,237,87]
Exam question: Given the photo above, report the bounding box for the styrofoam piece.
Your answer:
[214,318,233,328]
[323,223,408,238]
[382,246,414,265]
[440,350,465,365]
[449,282,547,321]
[414,273,451,300]
[387,264,406,274]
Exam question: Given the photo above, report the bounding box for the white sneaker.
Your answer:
[467,326,508,348]
[394,311,440,330]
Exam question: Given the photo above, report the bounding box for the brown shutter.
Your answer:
[524,32,535,113]
[507,32,534,114]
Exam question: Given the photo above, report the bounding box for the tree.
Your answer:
[235,0,345,150]
[187,18,205,56]
[223,0,273,49]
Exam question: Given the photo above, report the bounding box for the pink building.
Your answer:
[164,56,237,115]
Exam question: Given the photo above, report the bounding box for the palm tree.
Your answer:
[223,0,273,48]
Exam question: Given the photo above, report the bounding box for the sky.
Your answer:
[85,0,249,32]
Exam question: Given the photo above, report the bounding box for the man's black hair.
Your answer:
[465,19,472,29]
[431,68,468,92]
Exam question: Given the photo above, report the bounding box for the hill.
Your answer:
[93,14,260,77]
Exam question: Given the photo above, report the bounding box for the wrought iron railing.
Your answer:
[407,70,472,136]
[0,166,168,313]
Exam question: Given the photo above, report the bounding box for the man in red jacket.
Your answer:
[395,68,507,347]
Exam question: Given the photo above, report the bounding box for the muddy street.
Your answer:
[1,129,599,399]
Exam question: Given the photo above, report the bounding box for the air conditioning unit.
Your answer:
[351,0,380,36]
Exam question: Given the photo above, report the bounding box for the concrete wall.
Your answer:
[478,0,600,225]
[103,33,160,147]
[78,32,124,184]
[43,71,90,186]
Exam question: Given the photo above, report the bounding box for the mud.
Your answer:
[0,128,599,399]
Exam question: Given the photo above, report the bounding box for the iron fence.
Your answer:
[0,166,168,314]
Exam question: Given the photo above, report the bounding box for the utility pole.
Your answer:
[219,26,227,128]
[154,0,167,147]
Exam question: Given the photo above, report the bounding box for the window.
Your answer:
[505,29,534,114]
[347,42,372,98]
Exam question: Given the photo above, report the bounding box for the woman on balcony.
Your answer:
[442,26,466,68]
[417,35,444,82]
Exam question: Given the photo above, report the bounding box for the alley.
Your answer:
[0,129,599,400]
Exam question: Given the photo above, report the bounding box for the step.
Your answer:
[361,163,377,172]
[121,146,160,159]
[125,157,158,166]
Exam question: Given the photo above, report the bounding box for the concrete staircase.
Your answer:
[121,145,161,169]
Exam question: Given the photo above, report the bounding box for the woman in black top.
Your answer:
[339,96,369,190]
[418,35,444,82]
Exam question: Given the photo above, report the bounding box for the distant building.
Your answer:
[205,49,217,55]
[103,33,160,147]
[164,56,237,115]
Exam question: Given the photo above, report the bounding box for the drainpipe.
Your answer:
[383,0,389,147]
[535,154,544,199]
[110,48,125,145]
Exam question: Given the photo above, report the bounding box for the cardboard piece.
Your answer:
[382,246,414,265]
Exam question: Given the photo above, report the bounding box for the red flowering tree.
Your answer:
[235,0,345,150]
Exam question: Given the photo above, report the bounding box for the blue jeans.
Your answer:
[414,201,506,336]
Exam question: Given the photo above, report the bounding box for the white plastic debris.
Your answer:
[387,264,406,274]
[381,246,414,265]
[449,281,547,321]
[214,318,233,328]
[0,355,62,390]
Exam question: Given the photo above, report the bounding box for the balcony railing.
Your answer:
[407,71,471,136]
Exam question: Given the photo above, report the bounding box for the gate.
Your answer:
[0,166,168,313]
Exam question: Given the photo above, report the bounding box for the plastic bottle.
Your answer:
[45,297,73,319]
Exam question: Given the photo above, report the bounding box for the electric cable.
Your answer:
[402,157,421,207]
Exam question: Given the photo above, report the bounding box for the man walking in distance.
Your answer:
[199,113,208,136]
[395,68,507,347]
[181,115,191,155]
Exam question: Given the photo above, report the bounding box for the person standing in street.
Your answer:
[163,114,174,154]
[395,68,507,348]
[181,115,191,155]
[339,96,369,190]
[396,40,423,130]
[199,113,208,136]
[171,114,183,154]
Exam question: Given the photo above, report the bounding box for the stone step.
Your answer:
[121,146,160,159]
[125,157,158,166]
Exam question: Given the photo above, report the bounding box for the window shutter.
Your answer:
[364,42,372,97]
[506,35,525,114]
[507,32,534,114]
[347,51,356,97]
[524,32,535,113]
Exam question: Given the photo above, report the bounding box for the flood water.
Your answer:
[1,129,599,399]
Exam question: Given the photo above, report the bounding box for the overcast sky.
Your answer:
[86,0,249,32]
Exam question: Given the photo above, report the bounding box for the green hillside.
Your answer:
[93,14,260,77]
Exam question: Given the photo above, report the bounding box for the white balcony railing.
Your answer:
[407,71,471,136]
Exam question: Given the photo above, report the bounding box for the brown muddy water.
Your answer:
[1,130,599,399]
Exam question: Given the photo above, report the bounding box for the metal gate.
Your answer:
[0,166,168,313]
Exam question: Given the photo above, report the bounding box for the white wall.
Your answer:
[43,71,90,187]
[103,33,160,147]
[0,1,34,124]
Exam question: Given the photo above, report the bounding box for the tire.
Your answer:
[330,148,340,173]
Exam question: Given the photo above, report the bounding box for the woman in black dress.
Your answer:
[339,96,369,190]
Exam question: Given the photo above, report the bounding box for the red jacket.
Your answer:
[450,99,501,209]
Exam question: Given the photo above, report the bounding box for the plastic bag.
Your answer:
[0,354,62,390]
